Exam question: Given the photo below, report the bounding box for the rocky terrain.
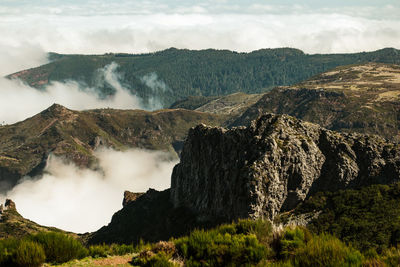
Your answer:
[232,63,400,141]
[88,113,400,244]
[0,104,225,190]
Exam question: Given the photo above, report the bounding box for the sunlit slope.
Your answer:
[232,63,400,141]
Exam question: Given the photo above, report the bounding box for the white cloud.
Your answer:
[1,148,177,233]
[0,12,398,69]
[0,62,161,125]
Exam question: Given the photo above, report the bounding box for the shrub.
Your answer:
[0,238,19,265]
[174,228,267,266]
[88,243,135,258]
[294,233,363,267]
[382,247,400,266]
[278,227,307,259]
[88,244,109,258]
[13,240,46,267]
[109,243,135,255]
[29,232,88,263]
[132,252,176,267]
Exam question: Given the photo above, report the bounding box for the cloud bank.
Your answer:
[1,148,177,233]
[0,62,156,125]
[0,1,399,78]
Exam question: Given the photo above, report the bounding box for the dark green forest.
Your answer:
[17,47,400,107]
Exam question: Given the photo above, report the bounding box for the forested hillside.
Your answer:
[10,47,400,106]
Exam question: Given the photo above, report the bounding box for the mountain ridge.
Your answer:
[8,47,400,107]
[0,104,226,190]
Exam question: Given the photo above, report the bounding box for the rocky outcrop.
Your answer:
[87,189,204,245]
[4,199,16,211]
[122,191,144,207]
[171,113,400,222]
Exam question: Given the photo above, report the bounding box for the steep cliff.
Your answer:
[171,113,400,222]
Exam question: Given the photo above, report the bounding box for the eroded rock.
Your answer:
[171,113,400,222]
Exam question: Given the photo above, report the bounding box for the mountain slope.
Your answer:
[232,63,400,141]
[0,104,226,190]
[9,47,400,107]
[0,199,67,239]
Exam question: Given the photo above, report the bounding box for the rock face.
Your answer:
[88,189,201,244]
[171,113,400,222]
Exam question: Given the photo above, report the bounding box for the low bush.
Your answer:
[88,243,135,258]
[13,240,46,267]
[294,233,363,267]
[132,252,176,267]
[278,227,307,259]
[0,238,19,265]
[29,232,88,263]
[88,244,109,258]
[0,239,46,267]
[174,228,267,266]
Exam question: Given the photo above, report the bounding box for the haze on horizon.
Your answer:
[0,0,399,75]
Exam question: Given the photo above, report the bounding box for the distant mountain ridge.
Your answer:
[9,47,400,107]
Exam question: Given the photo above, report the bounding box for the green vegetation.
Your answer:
[131,220,366,267]
[11,47,400,107]
[298,182,400,253]
[13,240,46,267]
[0,232,136,266]
[3,218,400,266]
[28,232,87,263]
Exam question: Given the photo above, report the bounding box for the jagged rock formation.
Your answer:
[4,199,16,211]
[171,113,400,222]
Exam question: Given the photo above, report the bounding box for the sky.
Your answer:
[0,0,399,75]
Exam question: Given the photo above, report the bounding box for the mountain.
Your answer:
[88,113,400,244]
[0,104,226,191]
[231,63,400,141]
[0,199,66,239]
[9,48,400,107]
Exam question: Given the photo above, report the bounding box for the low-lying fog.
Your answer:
[1,148,178,233]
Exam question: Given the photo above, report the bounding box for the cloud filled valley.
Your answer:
[1,148,178,233]
[0,62,157,125]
